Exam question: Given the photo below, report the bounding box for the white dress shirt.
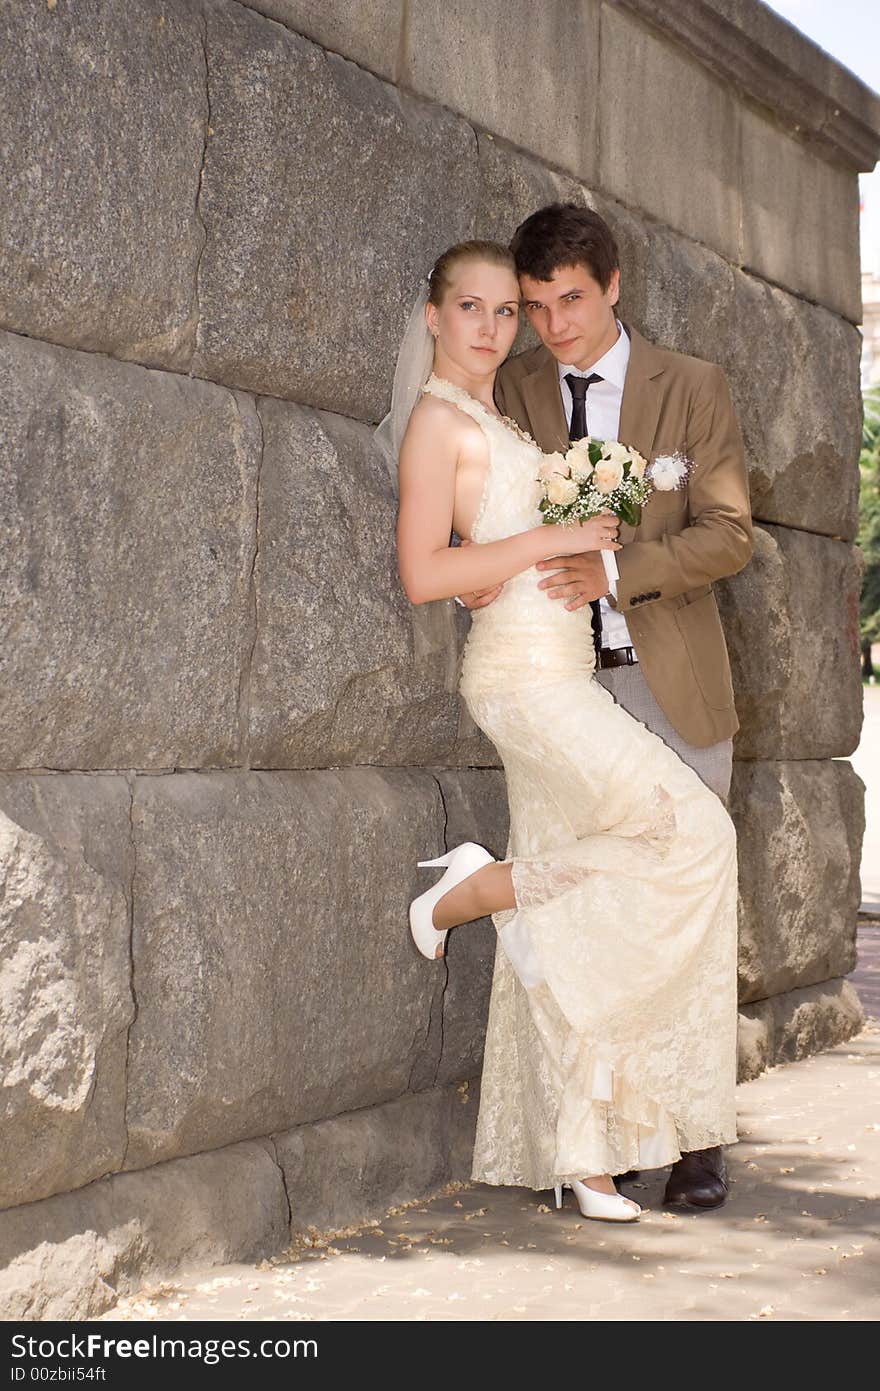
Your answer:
[557,321,633,651]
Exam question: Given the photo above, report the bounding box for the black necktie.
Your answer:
[564,372,604,658]
[565,371,602,443]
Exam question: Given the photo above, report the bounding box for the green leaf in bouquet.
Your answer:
[588,440,604,466]
[618,498,642,528]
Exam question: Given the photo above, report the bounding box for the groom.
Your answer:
[464,203,753,1210]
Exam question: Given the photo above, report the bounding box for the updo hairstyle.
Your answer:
[427,240,517,307]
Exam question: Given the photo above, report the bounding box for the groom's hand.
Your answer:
[536,551,610,611]
[455,538,504,609]
[457,583,505,609]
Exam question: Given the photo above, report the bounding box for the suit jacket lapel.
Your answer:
[618,325,666,543]
[619,324,665,457]
[521,349,570,454]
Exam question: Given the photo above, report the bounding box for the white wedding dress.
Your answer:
[423,374,739,1187]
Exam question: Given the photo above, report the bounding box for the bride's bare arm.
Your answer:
[396,399,618,606]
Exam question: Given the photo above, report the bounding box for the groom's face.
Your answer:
[519,264,620,371]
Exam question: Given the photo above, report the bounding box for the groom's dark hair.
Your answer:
[510,203,619,290]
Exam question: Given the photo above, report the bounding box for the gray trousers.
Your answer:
[594,663,733,802]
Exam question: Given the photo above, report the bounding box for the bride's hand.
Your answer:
[543,512,621,556]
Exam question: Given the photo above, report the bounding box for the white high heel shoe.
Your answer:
[409,842,495,960]
[554,1179,641,1222]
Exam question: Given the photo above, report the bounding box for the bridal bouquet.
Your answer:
[537,439,691,529]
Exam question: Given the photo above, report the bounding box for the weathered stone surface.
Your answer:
[0,775,132,1211]
[0,0,205,369]
[0,332,260,769]
[248,402,496,768]
[242,0,404,81]
[0,1140,287,1321]
[404,0,600,187]
[276,1080,479,1235]
[617,0,880,174]
[476,134,578,244]
[735,1009,768,1086]
[596,195,738,368]
[430,771,509,1090]
[124,770,453,1168]
[737,978,864,1083]
[716,525,862,760]
[598,5,742,265]
[731,761,864,1005]
[599,202,861,540]
[740,105,862,323]
[724,274,861,538]
[474,133,575,360]
[194,1,477,420]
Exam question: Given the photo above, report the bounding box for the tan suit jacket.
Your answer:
[495,325,753,748]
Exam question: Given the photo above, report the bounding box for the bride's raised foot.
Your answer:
[409,842,495,961]
[554,1176,641,1222]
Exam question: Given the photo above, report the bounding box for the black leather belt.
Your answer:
[597,646,639,670]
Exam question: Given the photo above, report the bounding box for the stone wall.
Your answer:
[1,0,877,1316]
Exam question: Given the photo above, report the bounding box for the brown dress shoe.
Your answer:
[663,1146,728,1209]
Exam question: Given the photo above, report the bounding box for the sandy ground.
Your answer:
[98,932,880,1324]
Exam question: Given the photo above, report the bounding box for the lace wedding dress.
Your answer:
[422,374,739,1187]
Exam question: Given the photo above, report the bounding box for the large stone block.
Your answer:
[0,0,205,369]
[248,402,496,768]
[124,769,454,1168]
[740,106,862,324]
[716,524,862,760]
[241,0,404,81]
[737,978,864,1083]
[0,332,260,769]
[598,5,742,265]
[404,0,600,188]
[194,1,477,420]
[0,775,133,1211]
[731,761,864,1005]
[430,771,509,1090]
[275,1080,478,1235]
[0,1140,288,1321]
[724,274,861,539]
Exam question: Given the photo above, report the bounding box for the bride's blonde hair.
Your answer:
[427,240,517,307]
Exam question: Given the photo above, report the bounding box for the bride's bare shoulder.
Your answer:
[404,392,480,451]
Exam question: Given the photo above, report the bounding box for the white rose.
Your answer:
[603,440,631,467]
[593,458,624,494]
[537,451,567,482]
[546,473,579,506]
[629,449,648,480]
[565,446,593,482]
[568,435,592,456]
[650,454,687,491]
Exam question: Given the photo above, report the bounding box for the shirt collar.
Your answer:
[557,319,630,391]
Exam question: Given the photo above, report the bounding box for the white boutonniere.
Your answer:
[648,451,693,491]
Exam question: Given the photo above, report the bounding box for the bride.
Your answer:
[380,240,738,1224]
